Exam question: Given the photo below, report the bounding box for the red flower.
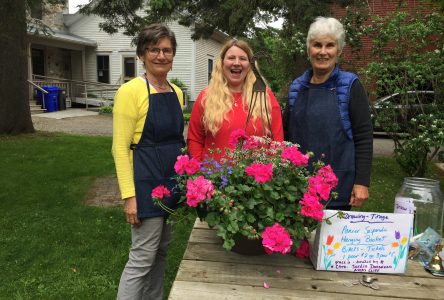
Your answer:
[228,128,247,147]
[299,192,324,221]
[151,185,171,200]
[281,146,309,167]
[295,239,310,259]
[185,176,214,207]
[245,163,273,183]
[261,223,293,254]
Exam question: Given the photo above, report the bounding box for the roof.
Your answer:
[27,27,97,47]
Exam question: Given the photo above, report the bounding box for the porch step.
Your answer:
[29,100,46,114]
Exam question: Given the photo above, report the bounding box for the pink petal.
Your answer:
[263,282,270,289]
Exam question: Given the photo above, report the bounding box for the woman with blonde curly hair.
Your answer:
[187,39,283,161]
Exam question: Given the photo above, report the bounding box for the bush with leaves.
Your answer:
[362,9,444,176]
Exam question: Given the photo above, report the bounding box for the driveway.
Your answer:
[32,109,395,157]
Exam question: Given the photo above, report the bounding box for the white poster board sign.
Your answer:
[310,210,414,273]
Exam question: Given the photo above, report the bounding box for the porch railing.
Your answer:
[31,75,120,109]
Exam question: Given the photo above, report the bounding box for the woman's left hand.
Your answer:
[349,184,369,207]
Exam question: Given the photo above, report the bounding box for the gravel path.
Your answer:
[31,109,397,207]
[32,109,395,156]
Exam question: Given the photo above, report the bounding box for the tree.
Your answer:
[80,0,354,98]
[0,0,34,134]
[0,0,66,135]
[362,8,444,176]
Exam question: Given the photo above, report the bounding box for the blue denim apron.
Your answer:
[288,88,355,208]
[131,80,184,219]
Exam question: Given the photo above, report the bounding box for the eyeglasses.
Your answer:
[146,47,174,57]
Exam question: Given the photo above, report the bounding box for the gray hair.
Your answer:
[306,17,345,52]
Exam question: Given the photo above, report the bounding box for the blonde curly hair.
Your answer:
[202,39,272,136]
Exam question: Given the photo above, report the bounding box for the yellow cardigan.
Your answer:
[111,76,184,199]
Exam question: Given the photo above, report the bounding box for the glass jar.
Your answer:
[395,177,443,236]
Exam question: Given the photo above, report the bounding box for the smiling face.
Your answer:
[308,34,341,77]
[140,37,174,77]
[222,46,251,92]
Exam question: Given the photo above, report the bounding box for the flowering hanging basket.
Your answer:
[153,129,340,257]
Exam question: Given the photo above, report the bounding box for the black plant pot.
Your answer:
[231,233,266,256]
[196,202,208,221]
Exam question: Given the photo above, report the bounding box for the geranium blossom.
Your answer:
[308,176,333,201]
[228,128,247,147]
[245,163,273,183]
[186,176,214,207]
[262,223,293,254]
[174,155,189,175]
[174,155,201,175]
[294,239,310,259]
[317,165,338,187]
[281,146,309,167]
[299,191,324,221]
[151,185,171,200]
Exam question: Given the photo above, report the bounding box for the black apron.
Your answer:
[131,79,184,219]
[288,88,355,208]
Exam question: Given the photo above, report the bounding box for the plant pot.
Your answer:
[231,233,266,256]
[196,202,208,221]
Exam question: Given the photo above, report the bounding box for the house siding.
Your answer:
[67,15,223,100]
[194,38,223,101]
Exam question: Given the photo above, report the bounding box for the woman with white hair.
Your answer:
[284,17,373,210]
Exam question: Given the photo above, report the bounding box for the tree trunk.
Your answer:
[0,0,34,134]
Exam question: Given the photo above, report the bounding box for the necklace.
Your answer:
[145,74,169,90]
[149,81,169,90]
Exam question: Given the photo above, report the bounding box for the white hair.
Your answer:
[306,17,345,52]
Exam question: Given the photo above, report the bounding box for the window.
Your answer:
[97,55,110,83]
[123,57,136,82]
[31,48,45,76]
[208,58,214,83]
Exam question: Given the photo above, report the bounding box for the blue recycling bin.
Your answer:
[42,86,60,112]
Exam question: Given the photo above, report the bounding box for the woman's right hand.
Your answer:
[123,196,141,226]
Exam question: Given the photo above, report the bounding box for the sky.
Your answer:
[69,0,90,14]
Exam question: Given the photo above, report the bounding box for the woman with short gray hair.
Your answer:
[284,17,373,210]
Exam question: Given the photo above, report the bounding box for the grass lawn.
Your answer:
[0,133,442,299]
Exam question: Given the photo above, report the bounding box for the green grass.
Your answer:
[0,133,442,299]
[0,133,191,299]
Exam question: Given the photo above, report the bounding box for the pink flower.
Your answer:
[185,176,214,207]
[261,223,293,254]
[294,239,310,259]
[174,155,201,175]
[317,165,338,187]
[174,155,190,175]
[245,163,273,183]
[308,176,332,201]
[151,185,171,200]
[281,146,309,167]
[185,158,200,175]
[228,128,247,147]
[299,192,324,221]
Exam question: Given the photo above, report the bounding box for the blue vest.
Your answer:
[287,65,358,139]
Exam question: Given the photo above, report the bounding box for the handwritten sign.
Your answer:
[310,210,413,273]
